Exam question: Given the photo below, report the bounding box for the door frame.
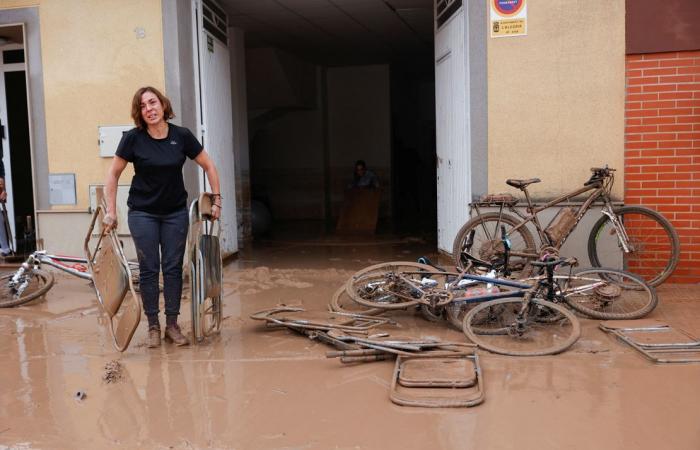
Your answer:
[0,24,36,249]
[0,9,50,244]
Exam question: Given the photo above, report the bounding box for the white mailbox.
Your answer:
[98,125,132,157]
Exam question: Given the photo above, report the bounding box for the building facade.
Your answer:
[0,0,697,282]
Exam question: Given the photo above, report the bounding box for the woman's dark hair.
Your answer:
[130,86,175,129]
[355,160,367,168]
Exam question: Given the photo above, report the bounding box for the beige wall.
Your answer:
[1,0,166,209]
[487,0,625,200]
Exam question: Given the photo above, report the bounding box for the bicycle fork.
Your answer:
[10,256,38,296]
[601,204,633,253]
[510,292,533,337]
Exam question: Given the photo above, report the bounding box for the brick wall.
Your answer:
[625,50,700,283]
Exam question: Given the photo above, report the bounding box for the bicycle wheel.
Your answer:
[463,297,580,356]
[562,268,658,320]
[452,213,537,276]
[588,206,680,286]
[0,269,55,308]
[329,285,384,316]
[346,262,444,310]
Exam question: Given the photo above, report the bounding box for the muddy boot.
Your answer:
[164,324,189,346]
[147,326,161,348]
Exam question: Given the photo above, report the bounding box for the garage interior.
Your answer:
[220,0,437,241]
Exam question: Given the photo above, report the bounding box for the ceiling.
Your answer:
[218,0,435,65]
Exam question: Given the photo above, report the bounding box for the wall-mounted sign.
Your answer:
[490,0,527,38]
[49,173,77,205]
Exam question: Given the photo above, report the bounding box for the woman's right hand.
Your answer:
[102,212,118,233]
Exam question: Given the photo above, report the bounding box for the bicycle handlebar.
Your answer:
[589,166,616,176]
[586,165,616,186]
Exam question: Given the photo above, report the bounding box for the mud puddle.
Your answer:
[1,243,700,449]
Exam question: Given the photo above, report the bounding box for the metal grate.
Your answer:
[436,0,463,29]
[203,0,228,45]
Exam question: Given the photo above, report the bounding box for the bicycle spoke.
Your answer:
[453,213,537,277]
[588,207,679,286]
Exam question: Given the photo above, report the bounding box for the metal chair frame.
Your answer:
[390,351,485,408]
[600,321,700,364]
[188,193,223,343]
[84,202,141,352]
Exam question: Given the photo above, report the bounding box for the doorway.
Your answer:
[229,0,437,242]
[0,24,35,255]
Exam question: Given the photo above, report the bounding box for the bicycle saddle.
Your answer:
[506,178,541,189]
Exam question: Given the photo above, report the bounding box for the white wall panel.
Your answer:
[201,33,239,255]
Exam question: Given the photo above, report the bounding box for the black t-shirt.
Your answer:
[115,124,203,214]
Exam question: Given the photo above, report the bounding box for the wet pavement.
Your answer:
[1,237,700,449]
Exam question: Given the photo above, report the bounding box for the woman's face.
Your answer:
[140,91,164,126]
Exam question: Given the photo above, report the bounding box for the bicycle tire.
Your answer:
[587,206,680,286]
[463,297,580,356]
[562,268,658,320]
[0,269,55,308]
[345,262,443,310]
[329,285,384,316]
[452,212,537,277]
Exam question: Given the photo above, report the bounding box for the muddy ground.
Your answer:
[1,237,699,449]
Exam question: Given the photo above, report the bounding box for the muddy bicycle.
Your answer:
[344,256,657,356]
[452,166,680,286]
[0,249,140,308]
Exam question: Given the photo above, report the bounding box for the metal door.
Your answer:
[435,8,470,253]
[193,0,238,255]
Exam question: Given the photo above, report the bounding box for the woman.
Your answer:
[104,86,221,348]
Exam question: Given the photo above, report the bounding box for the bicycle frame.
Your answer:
[447,274,531,304]
[10,250,90,289]
[34,252,93,280]
[470,172,629,257]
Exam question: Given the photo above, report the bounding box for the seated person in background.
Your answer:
[349,160,380,189]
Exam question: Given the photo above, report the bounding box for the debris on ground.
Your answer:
[250,306,485,408]
[74,390,87,401]
[102,360,123,383]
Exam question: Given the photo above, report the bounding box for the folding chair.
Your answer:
[188,193,223,343]
[84,202,141,352]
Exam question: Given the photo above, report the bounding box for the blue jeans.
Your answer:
[128,208,188,318]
